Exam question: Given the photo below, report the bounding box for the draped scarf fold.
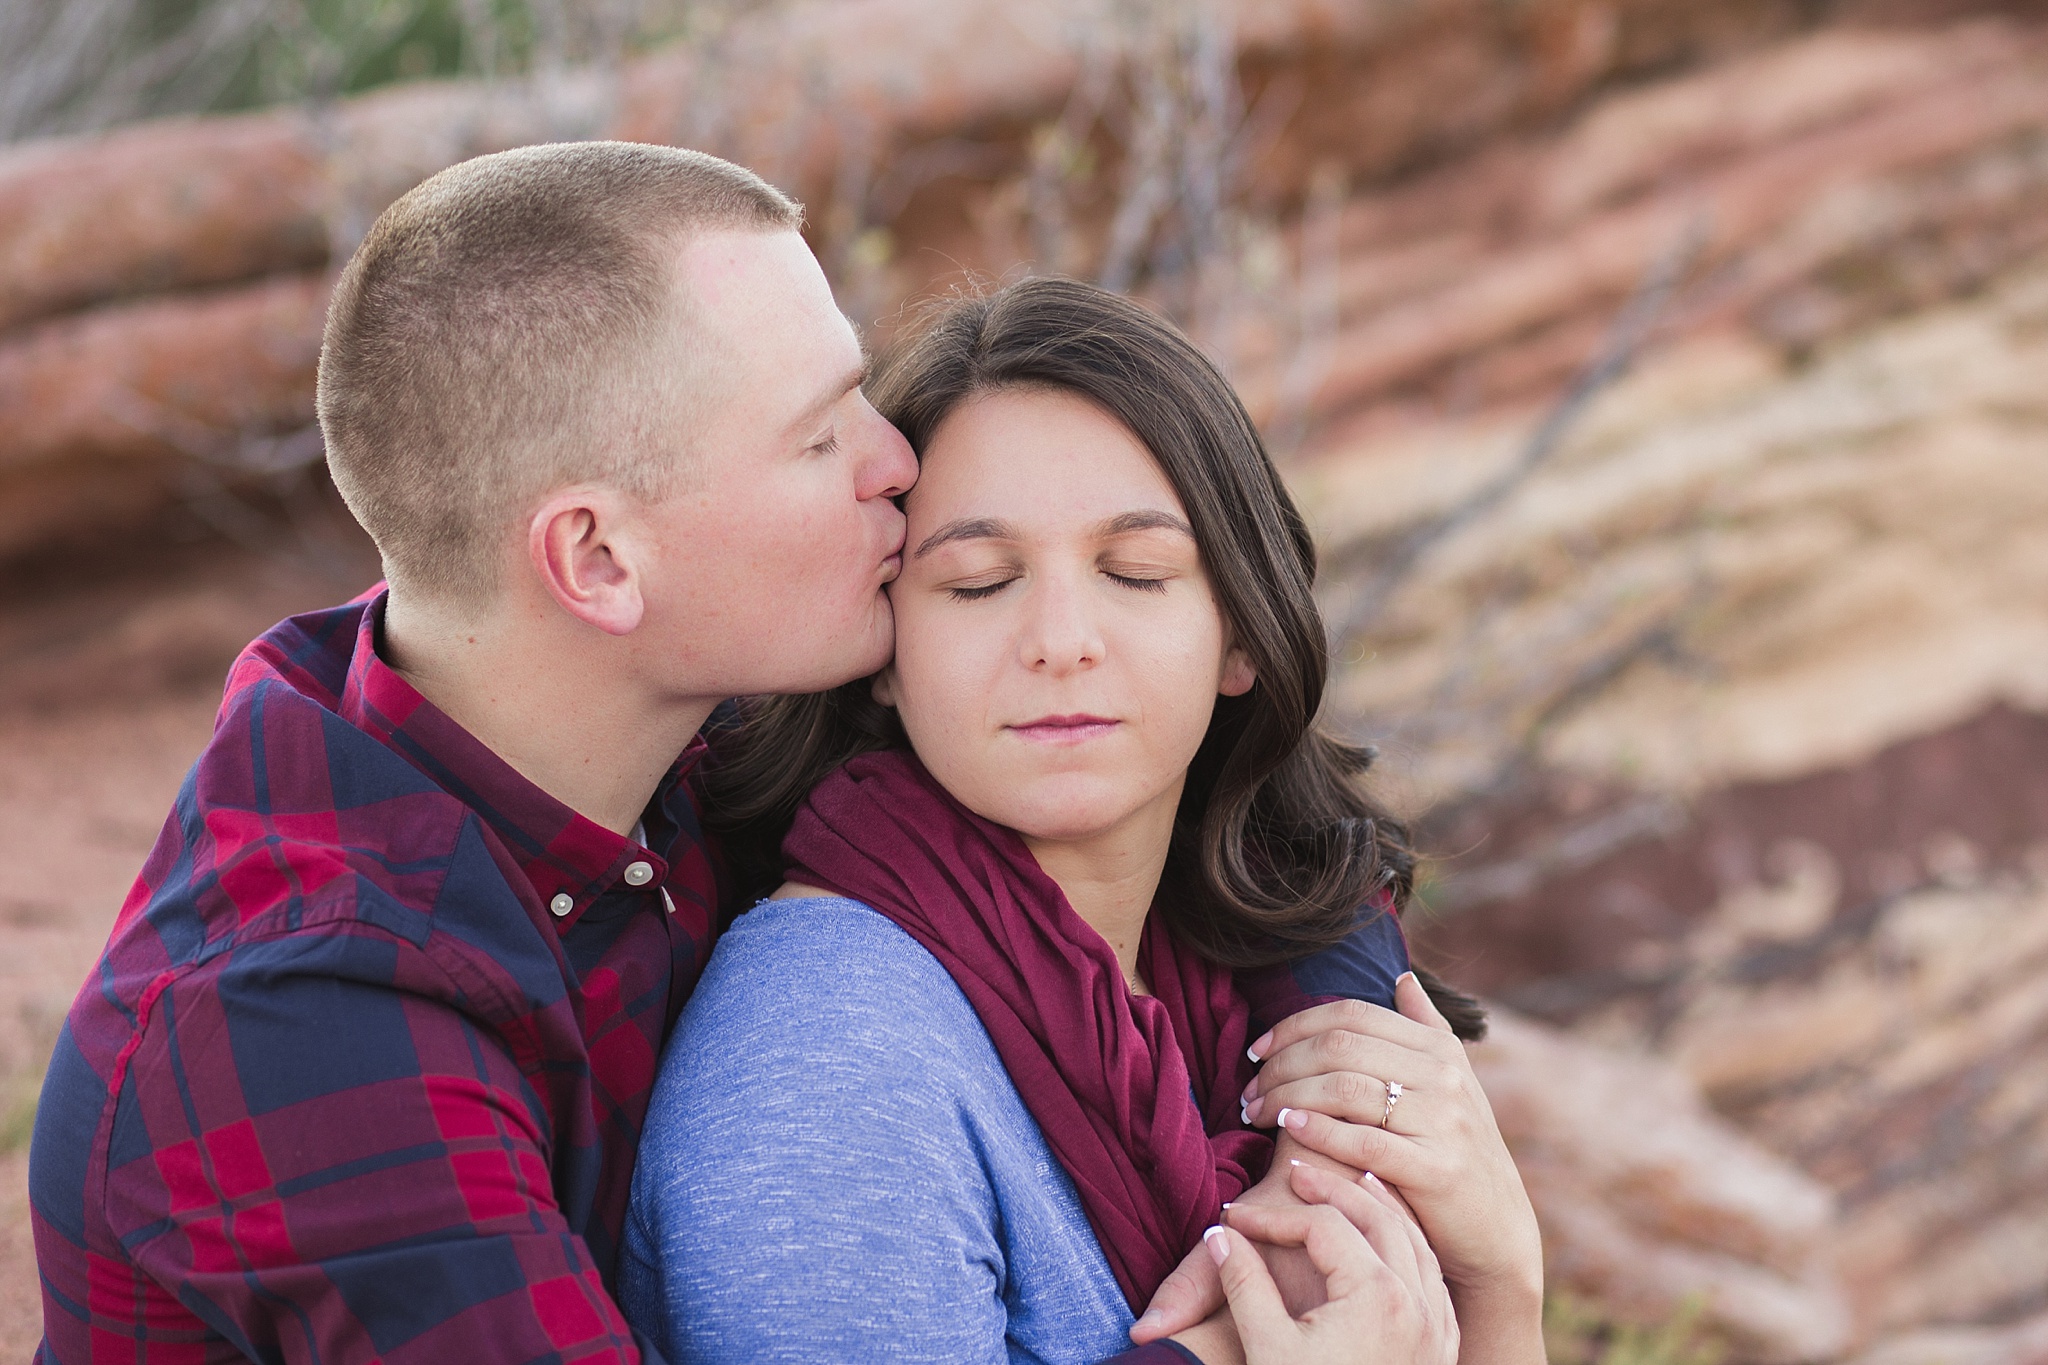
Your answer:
[782,749,1320,1310]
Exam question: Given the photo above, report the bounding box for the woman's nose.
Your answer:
[1019,576,1104,674]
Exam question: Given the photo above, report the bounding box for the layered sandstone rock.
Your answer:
[5,0,2044,557]
[4,2,2048,1359]
[1474,1010,1849,1361]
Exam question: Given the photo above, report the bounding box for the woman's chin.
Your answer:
[969,781,1158,847]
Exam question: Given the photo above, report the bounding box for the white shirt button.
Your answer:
[623,860,656,887]
[549,892,575,917]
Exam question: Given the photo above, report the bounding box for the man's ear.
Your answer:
[1219,646,1256,698]
[528,487,644,636]
[870,667,899,708]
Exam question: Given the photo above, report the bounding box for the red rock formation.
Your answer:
[4,2,2048,1357]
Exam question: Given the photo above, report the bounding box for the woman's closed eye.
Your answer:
[947,576,1018,601]
[943,566,1174,601]
[1104,568,1171,594]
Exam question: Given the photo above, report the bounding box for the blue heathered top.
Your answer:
[620,896,1135,1365]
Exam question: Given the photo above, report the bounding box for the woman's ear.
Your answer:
[1219,646,1256,698]
[871,667,900,708]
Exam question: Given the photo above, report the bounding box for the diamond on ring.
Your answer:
[1379,1080,1404,1129]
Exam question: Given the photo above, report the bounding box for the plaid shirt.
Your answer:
[31,589,719,1363]
[29,588,1405,1365]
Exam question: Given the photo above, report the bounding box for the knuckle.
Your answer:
[1332,1070,1371,1106]
[1334,998,1376,1031]
[1424,1030,1463,1061]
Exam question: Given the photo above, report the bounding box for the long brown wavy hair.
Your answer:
[702,277,1484,1038]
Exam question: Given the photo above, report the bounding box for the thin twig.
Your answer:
[1329,216,1710,646]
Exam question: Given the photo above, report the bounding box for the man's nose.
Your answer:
[856,407,919,501]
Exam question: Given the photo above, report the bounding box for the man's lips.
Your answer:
[1006,714,1121,744]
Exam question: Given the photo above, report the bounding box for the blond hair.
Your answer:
[317,141,803,605]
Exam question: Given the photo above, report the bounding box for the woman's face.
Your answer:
[876,387,1254,846]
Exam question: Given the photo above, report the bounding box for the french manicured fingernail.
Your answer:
[1277,1106,1307,1130]
[1135,1308,1165,1332]
[1203,1225,1229,1266]
[1397,971,1419,989]
[1247,1031,1274,1063]
[1364,1171,1382,1185]
[1243,1095,1262,1123]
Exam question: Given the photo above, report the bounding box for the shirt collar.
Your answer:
[338,588,707,931]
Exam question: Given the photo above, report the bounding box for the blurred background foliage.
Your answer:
[0,0,703,141]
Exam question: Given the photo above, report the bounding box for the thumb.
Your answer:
[1208,1225,1297,1353]
[1130,1240,1223,1342]
[1395,970,1454,1034]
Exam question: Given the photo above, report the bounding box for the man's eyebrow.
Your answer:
[784,353,872,436]
[914,517,1019,558]
[1097,510,1195,539]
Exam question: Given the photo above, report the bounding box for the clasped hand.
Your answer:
[1134,972,1544,1365]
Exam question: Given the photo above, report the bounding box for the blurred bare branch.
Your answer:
[1265,161,1347,456]
[1328,218,1710,649]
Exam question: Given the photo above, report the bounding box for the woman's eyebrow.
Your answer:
[914,516,1020,558]
[1096,510,1194,539]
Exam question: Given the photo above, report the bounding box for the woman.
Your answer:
[619,280,1542,1363]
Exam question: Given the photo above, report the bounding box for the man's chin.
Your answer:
[838,599,897,682]
[760,616,894,696]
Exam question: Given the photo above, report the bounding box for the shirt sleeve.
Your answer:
[1243,897,1412,1034]
[622,921,1021,1365]
[100,923,660,1365]
[1101,1345,1206,1364]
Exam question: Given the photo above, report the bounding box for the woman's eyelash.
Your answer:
[949,573,1167,600]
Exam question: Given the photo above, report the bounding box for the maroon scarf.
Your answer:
[783,749,1301,1309]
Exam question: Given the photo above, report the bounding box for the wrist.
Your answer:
[1267,1130,1360,1185]
[1169,1309,1244,1365]
[1450,1268,1545,1365]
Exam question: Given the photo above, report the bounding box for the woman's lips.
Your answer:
[1007,714,1121,744]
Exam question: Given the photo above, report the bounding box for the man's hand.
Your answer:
[1128,1151,1368,1345]
[1201,1162,1460,1365]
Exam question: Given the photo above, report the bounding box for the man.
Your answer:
[29,142,1415,1362]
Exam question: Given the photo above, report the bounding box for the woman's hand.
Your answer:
[1176,1161,1460,1365]
[1239,972,1544,1362]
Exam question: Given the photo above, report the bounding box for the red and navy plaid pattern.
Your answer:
[28,587,1410,1364]
[30,589,719,1363]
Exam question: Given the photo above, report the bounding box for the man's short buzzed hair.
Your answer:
[317,141,803,605]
